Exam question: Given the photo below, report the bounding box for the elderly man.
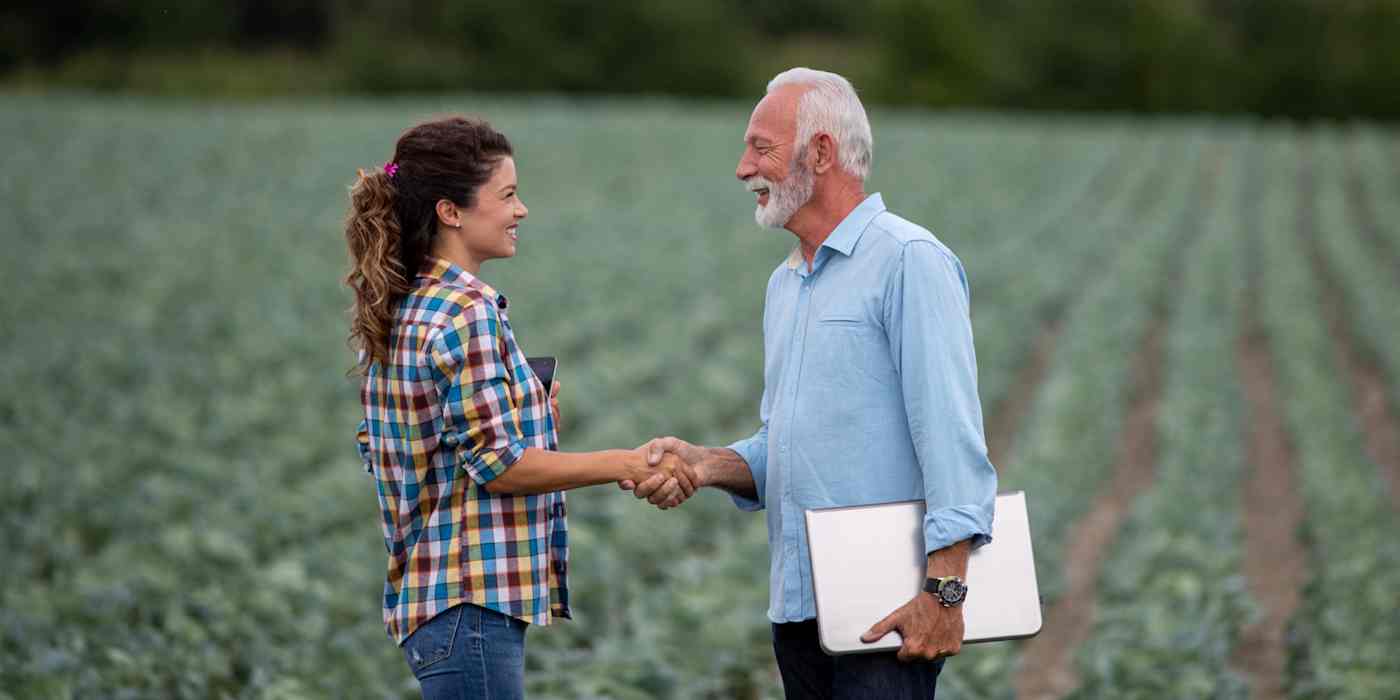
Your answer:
[629,67,998,698]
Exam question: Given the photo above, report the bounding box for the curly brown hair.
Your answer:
[344,117,513,373]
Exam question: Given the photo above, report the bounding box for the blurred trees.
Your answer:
[3,0,1397,118]
[868,0,1400,119]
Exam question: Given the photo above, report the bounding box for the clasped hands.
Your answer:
[620,436,704,510]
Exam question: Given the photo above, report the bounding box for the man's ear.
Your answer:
[811,133,838,175]
[435,199,461,229]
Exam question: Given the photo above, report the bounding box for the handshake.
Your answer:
[619,436,707,510]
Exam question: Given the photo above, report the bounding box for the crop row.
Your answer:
[964,131,1155,418]
[938,129,1209,700]
[1346,127,1400,267]
[1311,132,1400,426]
[1259,136,1400,700]
[1067,133,1252,699]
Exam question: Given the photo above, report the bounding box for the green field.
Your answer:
[3,94,1399,699]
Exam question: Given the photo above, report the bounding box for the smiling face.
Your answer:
[736,85,815,229]
[458,156,528,265]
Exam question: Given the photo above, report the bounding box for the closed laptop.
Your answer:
[805,490,1043,655]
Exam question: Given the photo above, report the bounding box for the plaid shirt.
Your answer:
[357,256,570,644]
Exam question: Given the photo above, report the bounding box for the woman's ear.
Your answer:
[435,199,462,229]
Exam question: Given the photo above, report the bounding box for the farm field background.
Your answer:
[3,93,1399,699]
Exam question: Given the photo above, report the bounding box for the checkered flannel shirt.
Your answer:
[357,256,570,644]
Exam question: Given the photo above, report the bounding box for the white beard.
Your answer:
[750,157,815,229]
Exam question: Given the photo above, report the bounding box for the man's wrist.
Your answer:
[693,448,717,489]
[923,575,968,607]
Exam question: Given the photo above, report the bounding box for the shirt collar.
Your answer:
[418,256,509,311]
[823,192,885,257]
[784,192,886,270]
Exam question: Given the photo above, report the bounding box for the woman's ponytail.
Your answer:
[345,169,410,374]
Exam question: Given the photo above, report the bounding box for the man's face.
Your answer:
[736,86,814,229]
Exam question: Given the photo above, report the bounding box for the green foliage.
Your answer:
[1313,130,1400,421]
[869,0,1400,119]
[0,94,1097,699]
[1258,133,1400,700]
[1066,129,1253,700]
[934,122,1222,698]
[334,2,756,96]
[3,94,1400,698]
[5,1,1400,117]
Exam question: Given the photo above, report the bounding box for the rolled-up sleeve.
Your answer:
[887,241,998,554]
[429,301,527,485]
[356,419,372,473]
[726,423,768,511]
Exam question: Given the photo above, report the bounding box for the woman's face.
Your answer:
[459,156,527,264]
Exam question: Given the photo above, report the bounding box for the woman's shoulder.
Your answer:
[403,280,497,331]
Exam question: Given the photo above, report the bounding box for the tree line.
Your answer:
[4,0,1397,119]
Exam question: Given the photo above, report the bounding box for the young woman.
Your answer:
[345,117,693,700]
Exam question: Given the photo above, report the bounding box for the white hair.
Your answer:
[766,67,873,180]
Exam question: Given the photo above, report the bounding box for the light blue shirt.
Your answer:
[728,193,998,623]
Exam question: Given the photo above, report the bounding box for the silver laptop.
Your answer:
[805,491,1042,655]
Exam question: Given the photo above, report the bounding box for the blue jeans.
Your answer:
[772,620,945,700]
[400,604,528,700]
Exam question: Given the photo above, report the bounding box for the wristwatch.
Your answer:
[923,576,968,607]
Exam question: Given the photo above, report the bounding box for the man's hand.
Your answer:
[620,436,706,509]
[620,443,698,510]
[860,591,964,662]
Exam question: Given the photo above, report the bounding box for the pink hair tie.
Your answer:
[383,161,399,178]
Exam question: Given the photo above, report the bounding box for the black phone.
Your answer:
[526,356,557,393]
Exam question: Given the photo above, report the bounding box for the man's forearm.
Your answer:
[698,447,758,501]
[926,539,972,579]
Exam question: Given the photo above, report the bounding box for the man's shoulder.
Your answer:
[865,211,957,262]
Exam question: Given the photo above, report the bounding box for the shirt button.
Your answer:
[442,433,459,448]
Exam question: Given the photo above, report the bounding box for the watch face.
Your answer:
[940,579,967,605]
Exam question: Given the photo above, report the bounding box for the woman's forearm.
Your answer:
[484,447,648,495]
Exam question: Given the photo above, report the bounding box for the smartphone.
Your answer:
[527,356,557,394]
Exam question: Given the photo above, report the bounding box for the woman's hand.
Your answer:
[549,381,562,428]
[621,447,696,509]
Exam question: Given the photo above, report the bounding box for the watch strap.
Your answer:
[922,577,944,596]
[923,576,966,607]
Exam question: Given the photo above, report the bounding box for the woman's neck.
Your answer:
[431,238,484,276]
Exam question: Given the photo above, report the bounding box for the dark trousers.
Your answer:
[772,620,945,700]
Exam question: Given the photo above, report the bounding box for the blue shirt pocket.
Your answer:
[811,314,893,388]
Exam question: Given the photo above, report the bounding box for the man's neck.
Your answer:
[788,180,868,268]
